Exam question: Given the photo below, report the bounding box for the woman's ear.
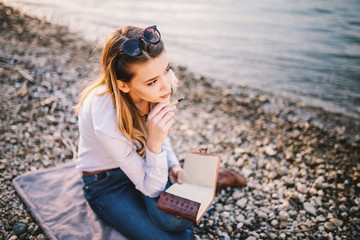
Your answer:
[117,80,130,93]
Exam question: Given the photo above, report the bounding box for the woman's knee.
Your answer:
[143,195,193,232]
[152,212,193,232]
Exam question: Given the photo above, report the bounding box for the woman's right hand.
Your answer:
[146,101,176,154]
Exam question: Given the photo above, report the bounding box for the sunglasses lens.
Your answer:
[123,39,141,56]
[143,27,161,43]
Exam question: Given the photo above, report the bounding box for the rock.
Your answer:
[279,210,290,221]
[316,215,326,222]
[14,224,28,235]
[236,214,245,222]
[271,219,279,226]
[249,232,260,238]
[303,202,317,216]
[236,198,247,209]
[296,182,307,194]
[232,190,243,199]
[0,164,6,170]
[221,211,230,219]
[246,236,256,240]
[264,145,277,156]
[330,218,343,227]
[279,233,286,239]
[257,211,268,220]
[338,204,347,212]
[236,222,244,229]
[324,222,337,231]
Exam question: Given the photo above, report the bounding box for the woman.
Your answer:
[75,25,246,240]
[75,25,193,239]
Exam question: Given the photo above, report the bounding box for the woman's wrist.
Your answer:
[146,143,162,154]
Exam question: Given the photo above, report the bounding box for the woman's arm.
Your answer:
[94,130,169,197]
[90,93,169,197]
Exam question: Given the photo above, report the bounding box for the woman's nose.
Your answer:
[160,76,171,91]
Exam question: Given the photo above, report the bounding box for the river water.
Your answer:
[5,0,360,118]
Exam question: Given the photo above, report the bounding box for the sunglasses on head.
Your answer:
[118,25,161,57]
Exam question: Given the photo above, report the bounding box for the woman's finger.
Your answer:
[147,101,169,119]
[158,111,175,126]
[149,106,176,123]
[176,169,183,184]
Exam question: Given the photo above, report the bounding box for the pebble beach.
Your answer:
[1,3,359,240]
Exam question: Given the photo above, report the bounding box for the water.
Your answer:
[5,0,360,118]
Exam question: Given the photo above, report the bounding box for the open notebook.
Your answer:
[157,152,220,223]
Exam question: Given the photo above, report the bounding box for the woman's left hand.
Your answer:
[169,164,183,184]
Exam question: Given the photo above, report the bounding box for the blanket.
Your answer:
[12,161,127,240]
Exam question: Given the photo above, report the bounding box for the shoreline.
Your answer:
[1,3,359,240]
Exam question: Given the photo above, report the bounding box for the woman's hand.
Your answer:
[146,101,176,154]
[169,164,183,184]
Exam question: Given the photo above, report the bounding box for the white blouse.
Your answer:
[76,85,179,197]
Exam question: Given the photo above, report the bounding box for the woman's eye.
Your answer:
[147,80,157,86]
[166,65,173,72]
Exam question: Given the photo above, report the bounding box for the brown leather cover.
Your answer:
[157,191,200,223]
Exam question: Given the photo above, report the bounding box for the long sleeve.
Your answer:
[163,137,180,169]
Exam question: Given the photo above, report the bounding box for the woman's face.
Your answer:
[118,52,173,105]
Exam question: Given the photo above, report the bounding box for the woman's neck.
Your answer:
[134,100,149,117]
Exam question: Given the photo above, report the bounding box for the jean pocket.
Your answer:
[82,171,111,190]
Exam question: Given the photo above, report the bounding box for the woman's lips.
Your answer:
[160,92,170,99]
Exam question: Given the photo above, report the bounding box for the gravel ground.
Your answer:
[1,3,359,240]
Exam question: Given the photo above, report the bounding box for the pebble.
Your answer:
[236,222,244,229]
[279,233,286,239]
[14,223,28,235]
[236,214,245,222]
[246,236,256,240]
[324,222,337,231]
[303,202,317,216]
[264,145,277,156]
[316,215,326,222]
[279,210,289,221]
[271,219,279,226]
[330,218,343,227]
[236,198,247,209]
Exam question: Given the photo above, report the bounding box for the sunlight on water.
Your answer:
[5,0,360,118]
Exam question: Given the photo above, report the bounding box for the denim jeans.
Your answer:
[82,168,194,240]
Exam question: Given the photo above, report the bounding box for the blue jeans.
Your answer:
[82,168,193,240]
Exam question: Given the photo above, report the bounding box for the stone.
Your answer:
[236,198,247,209]
[279,210,290,221]
[271,219,279,226]
[279,233,286,240]
[236,222,244,229]
[303,202,316,216]
[264,145,277,156]
[330,218,343,227]
[236,214,245,222]
[13,224,28,235]
[257,211,268,220]
[249,232,260,238]
[324,222,337,231]
[296,182,307,194]
[246,237,256,240]
[221,211,230,219]
[316,215,326,222]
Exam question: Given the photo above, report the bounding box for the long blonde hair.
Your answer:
[75,26,166,157]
